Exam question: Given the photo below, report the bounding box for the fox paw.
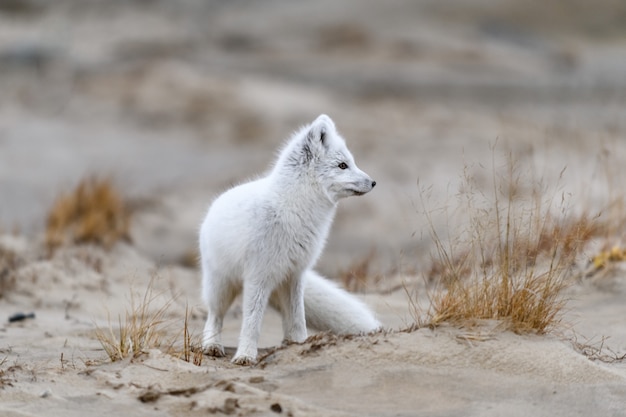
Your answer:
[232,355,256,366]
[203,343,225,357]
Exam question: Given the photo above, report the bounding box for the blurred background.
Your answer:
[1,0,625,276]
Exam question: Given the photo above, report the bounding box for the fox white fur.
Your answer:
[199,114,380,365]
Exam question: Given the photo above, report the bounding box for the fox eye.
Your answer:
[338,162,348,170]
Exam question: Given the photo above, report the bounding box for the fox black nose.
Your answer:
[371,180,376,188]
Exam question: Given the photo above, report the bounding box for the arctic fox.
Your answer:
[199,114,381,365]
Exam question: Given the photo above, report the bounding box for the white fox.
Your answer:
[199,114,381,365]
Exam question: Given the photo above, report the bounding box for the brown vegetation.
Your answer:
[168,305,204,367]
[45,177,131,252]
[94,281,172,362]
[338,248,381,293]
[416,156,605,334]
[95,281,203,366]
[571,334,626,363]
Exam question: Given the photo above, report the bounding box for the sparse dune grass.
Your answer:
[95,280,172,362]
[45,177,131,253]
[168,305,204,367]
[95,280,203,365]
[415,154,605,334]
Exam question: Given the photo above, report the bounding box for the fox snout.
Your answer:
[365,179,376,192]
[350,178,376,196]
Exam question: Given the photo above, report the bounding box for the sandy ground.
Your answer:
[2,0,626,415]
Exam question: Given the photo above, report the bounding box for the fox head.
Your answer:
[277,114,376,203]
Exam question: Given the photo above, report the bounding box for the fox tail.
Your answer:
[302,270,382,334]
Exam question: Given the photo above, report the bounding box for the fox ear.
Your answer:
[297,114,335,164]
[305,114,334,152]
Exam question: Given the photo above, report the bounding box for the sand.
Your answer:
[2,1,626,416]
[1,238,626,416]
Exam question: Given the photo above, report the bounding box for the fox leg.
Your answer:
[232,276,273,365]
[202,274,237,357]
[270,275,308,344]
[202,311,225,357]
[277,275,308,343]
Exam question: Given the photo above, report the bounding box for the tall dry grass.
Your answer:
[168,305,204,367]
[414,153,604,334]
[45,177,131,252]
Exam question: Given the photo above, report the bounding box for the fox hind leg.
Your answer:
[232,275,275,365]
[270,276,308,344]
[202,274,238,357]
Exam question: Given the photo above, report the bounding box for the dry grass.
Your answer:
[167,305,204,367]
[95,281,172,362]
[338,248,381,293]
[0,357,14,388]
[426,269,569,334]
[95,280,203,366]
[571,334,626,363]
[45,177,131,253]
[416,154,603,334]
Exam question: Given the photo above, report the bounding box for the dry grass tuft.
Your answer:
[45,177,131,253]
[95,281,172,362]
[167,305,204,366]
[417,153,602,334]
[95,281,203,366]
[427,269,569,334]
